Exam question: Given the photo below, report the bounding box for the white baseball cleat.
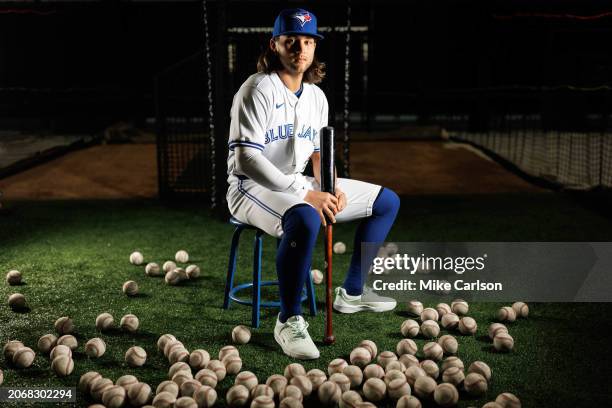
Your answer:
[274,315,320,360]
[333,286,397,314]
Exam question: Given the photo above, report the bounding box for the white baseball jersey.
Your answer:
[226,71,328,191]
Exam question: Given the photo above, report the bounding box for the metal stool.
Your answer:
[223,217,317,328]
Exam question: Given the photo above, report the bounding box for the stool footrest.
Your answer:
[228,281,307,308]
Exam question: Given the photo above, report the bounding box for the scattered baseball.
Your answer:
[512,301,529,318]
[96,313,115,331]
[396,395,423,408]
[196,369,218,388]
[399,354,419,369]
[223,354,243,375]
[349,347,371,367]
[57,335,78,350]
[157,380,179,397]
[396,339,417,356]
[165,269,182,285]
[180,379,202,398]
[451,299,469,315]
[388,377,411,400]
[420,320,440,338]
[363,378,386,402]
[51,354,74,376]
[153,391,177,407]
[54,317,74,334]
[442,366,464,386]
[120,314,139,332]
[169,347,190,364]
[290,375,314,397]
[386,361,406,373]
[433,383,459,407]
[441,312,460,330]
[129,251,144,265]
[488,323,509,340]
[78,371,102,394]
[328,358,349,375]
[329,373,350,393]
[8,293,26,310]
[401,319,420,338]
[340,390,363,408]
[85,338,106,358]
[359,340,378,360]
[116,375,139,389]
[420,359,439,379]
[318,381,341,406]
[219,345,239,360]
[498,306,517,322]
[363,364,385,380]
[235,371,258,391]
[441,356,464,372]
[227,384,250,407]
[266,374,289,397]
[405,366,426,387]
[37,334,57,353]
[468,361,492,382]
[50,345,72,360]
[458,316,478,335]
[285,363,306,380]
[169,361,190,379]
[172,371,193,388]
[157,334,177,352]
[13,347,36,368]
[406,300,424,316]
[438,334,458,354]
[231,325,251,345]
[384,369,405,386]
[125,346,147,367]
[175,396,198,408]
[175,250,189,263]
[422,342,443,361]
[421,308,439,322]
[251,395,274,408]
[6,270,22,285]
[333,242,347,254]
[207,359,227,381]
[145,262,161,276]
[127,382,153,406]
[186,264,201,279]
[376,351,397,369]
[122,280,139,296]
[495,392,521,408]
[343,365,363,389]
[163,260,177,273]
[413,375,436,399]
[3,340,24,360]
[189,349,210,370]
[251,384,274,399]
[194,385,217,408]
[493,332,514,352]
[464,372,488,396]
[436,303,452,316]
[91,377,114,402]
[311,269,323,284]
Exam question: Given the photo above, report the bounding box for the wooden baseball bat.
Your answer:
[320,126,336,345]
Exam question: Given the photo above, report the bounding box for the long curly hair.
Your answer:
[257,42,326,84]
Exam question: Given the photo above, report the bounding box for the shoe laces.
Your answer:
[285,317,309,340]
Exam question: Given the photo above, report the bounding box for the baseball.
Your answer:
[399,353,419,368]
[173,371,194,388]
[85,338,106,358]
[406,300,424,316]
[281,384,304,402]
[340,390,362,408]
[464,372,488,396]
[420,320,440,338]
[329,373,350,393]
[163,260,177,273]
[169,361,191,378]
[435,302,452,316]
[442,366,465,386]
[512,301,529,318]
[303,369,325,391]
[125,346,147,366]
[328,358,348,375]
[250,395,274,408]
[266,374,289,397]
[396,339,418,356]
[225,384,249,407]
[488,323,509,340]
[251,384,274,399]
[164,340,184,357]
[311,269,323,284]
[400,319,420,338]
[102,385,127,408]
[433,383,459,407]
[116,375,139,389]
[207,359,227,381]
[8,293,26,310]
[404,365,426,387]
[51,354,74,376]
[441,356,464,372]
[363,377,386,401]
[6,270,22,285]
[13,347,36,368]
[343,365,363,389]
[413,375,436,399]
[127,382,153,406]
[224,355,243,375]
[387,377,410,400]
[90,377,113,401]
[189,349,210,370]
[450,299,469,315]
[493,332,514,352]
[232,325,251,344]
[396,395,423,408]
[175,250,189,263]
[95,312,114,331]
[422,342,443,361]
[350,347,372,367]
[50,344,72,360]
[235,371,258,391]
[175,396,198,408]
[186,264,201,279]
[122,280,139,296]
[194,385,217,408]
[359,340,378,359]
[458,316,478,335]
[290,375,313,397]
[497,306,517,322]
[169,347,190,364]
[129,251,144,265]
[495,392,521,408]
[145,262,161,276]
[152,391,177,408]
[175,267,188,280]
[120,314,139,332]
[285,362,306,380]
[37,334,57,353]
[333,241,347,254]
[420,307,439,322]
[468,361,492,382]
[363,364,385,380]
[165,269,182,285]
[420,360,439,379]
[57,334,78,350]
[180,379,202,398]
[157,333,177,352]
[78,371,101,394]
[157,380,180,398]
[383,369,405,385]
[438,334,458,354]
[219,344,239,360]
[3,340,24,360]
[196,369,218,388]
[376,351,398,369]
[483,403,504,408]
[385,361,406,373]
[441,312,460,330]
[318,381,341,406]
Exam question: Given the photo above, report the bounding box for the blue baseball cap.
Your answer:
[272,8,324,40]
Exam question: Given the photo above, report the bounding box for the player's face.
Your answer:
[271,35,317,75]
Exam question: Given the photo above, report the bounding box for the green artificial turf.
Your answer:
[1,193,612,407]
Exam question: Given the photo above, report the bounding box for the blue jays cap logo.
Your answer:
[292,12,312,27]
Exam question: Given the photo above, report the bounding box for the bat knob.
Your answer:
[323,335,336,345]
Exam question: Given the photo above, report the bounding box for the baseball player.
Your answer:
[226,8,400,359]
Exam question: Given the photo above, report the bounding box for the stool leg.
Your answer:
[306,265,317,316]
[223,227,243,309]
[252,230,264,328]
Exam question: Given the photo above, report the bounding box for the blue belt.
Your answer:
[236,175,249,181]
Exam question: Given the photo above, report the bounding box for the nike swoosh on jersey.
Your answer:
[276,103,285,109]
